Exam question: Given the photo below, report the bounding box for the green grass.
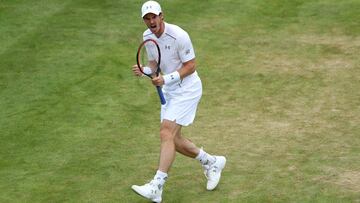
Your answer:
[1,0,359,202]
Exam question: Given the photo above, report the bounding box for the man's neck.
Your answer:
[155,22,165,38]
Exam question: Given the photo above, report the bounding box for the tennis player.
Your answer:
[131,1,226,202]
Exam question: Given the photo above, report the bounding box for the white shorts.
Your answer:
[161,72,202,126]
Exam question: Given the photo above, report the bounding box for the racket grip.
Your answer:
[156,86,166,105]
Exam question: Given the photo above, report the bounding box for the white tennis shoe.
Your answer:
[131,180,162,203]
[203,156,226,190]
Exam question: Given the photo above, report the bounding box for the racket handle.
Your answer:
[156,86,166,105]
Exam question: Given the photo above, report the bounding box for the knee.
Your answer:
[160,121,178,142]
[160,128,174,142]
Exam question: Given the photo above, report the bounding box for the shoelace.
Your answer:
[147,180,163,191]
[203,164,219,179]
[202,156,218,179]
[148,180,158,186]
[202,164,210,178]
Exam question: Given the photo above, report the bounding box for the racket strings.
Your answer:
[141,42,160,76]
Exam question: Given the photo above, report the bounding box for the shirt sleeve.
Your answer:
[178,32,195,63]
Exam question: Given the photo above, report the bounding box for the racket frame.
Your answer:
[136,39,166,105]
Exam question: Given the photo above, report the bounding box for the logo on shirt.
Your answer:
[165,45,171,50]
[185,49,191,55]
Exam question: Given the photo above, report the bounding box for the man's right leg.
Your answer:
[131,120,180,203]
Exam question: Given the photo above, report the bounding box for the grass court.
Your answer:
[1,0,359,202]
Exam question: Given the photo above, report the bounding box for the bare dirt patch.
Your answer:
[336,171,360,193]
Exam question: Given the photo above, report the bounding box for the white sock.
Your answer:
[195,148,216,165]
[153,170,168,187]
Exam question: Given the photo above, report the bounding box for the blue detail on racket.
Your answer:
[136,39,166,105]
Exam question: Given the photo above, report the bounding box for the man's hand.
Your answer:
[152,75,165,86]
[132,64,143,77]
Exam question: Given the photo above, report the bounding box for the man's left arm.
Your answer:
[177,59,196,79]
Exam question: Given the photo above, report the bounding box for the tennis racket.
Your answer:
[136,39,166,105]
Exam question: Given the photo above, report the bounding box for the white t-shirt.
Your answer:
[143,22,200,92]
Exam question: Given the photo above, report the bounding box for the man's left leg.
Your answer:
[173,127,227,190]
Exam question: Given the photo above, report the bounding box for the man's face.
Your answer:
[143,13,163,35]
